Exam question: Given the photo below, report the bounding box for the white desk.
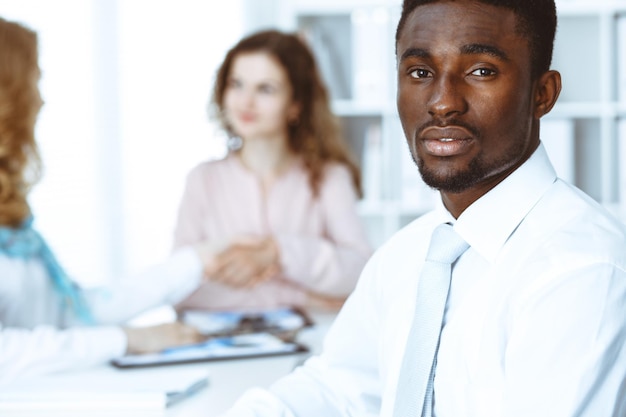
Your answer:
[1,312,336,417]
[167,353,304,416]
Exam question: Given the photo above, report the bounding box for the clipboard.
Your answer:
[111,332,309,369]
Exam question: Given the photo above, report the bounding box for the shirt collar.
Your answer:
[442,143,557,264]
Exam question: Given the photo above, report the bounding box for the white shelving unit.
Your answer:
[548,1,626,224]
[250,0,626,248]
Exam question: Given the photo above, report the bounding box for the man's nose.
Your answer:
[427,74,468,119]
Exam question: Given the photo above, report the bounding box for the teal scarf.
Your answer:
[0,217,93,324]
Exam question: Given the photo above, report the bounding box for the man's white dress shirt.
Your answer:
[222,143,626,417]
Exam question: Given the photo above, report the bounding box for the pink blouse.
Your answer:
[172,154,373,311]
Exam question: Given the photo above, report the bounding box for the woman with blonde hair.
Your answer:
[0,16,207,385]
[173,29,372,311]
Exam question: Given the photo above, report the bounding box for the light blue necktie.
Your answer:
[0,217,93,324]
[393,223,469,417]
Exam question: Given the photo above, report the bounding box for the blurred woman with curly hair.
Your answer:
[0,16,210,385]
[173,29,372,311]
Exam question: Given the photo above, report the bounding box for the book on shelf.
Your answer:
[361,122,384,203]
[619,119,626,217]
[619,15,626,103]
[351,6,391,103]
[400,143,438,212]
[298,16,352,100]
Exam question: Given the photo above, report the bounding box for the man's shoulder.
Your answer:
[543,180,625,234]
[525,179,626,262]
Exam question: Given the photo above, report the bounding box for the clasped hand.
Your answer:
[196,236,280,288]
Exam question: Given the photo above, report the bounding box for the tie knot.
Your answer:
[426,223,469,264]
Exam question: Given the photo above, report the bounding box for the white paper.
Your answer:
[0,367,208,411]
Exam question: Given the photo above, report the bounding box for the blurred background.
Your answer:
[1,0,625,288]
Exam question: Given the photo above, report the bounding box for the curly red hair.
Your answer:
[0,17,42,227]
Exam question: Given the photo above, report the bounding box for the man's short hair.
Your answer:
[395,0,558,79]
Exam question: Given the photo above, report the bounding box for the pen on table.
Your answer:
[166,377,210,407]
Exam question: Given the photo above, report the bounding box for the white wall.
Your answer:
[0,0,244,286]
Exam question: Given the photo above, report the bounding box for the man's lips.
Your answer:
[420,126,473,157]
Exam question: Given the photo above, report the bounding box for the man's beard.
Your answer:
[413,137,527,194]
[418,155,488,193]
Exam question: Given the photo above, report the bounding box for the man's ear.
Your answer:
[534,70,561,119]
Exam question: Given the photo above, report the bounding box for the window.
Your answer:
[2,0,243,286]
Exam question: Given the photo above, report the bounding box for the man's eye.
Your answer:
[409,69,431,79]
[470,68,495,77]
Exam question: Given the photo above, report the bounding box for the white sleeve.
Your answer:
[84,247,203,324]
[220,252,384,417]
[0,324,126,386]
